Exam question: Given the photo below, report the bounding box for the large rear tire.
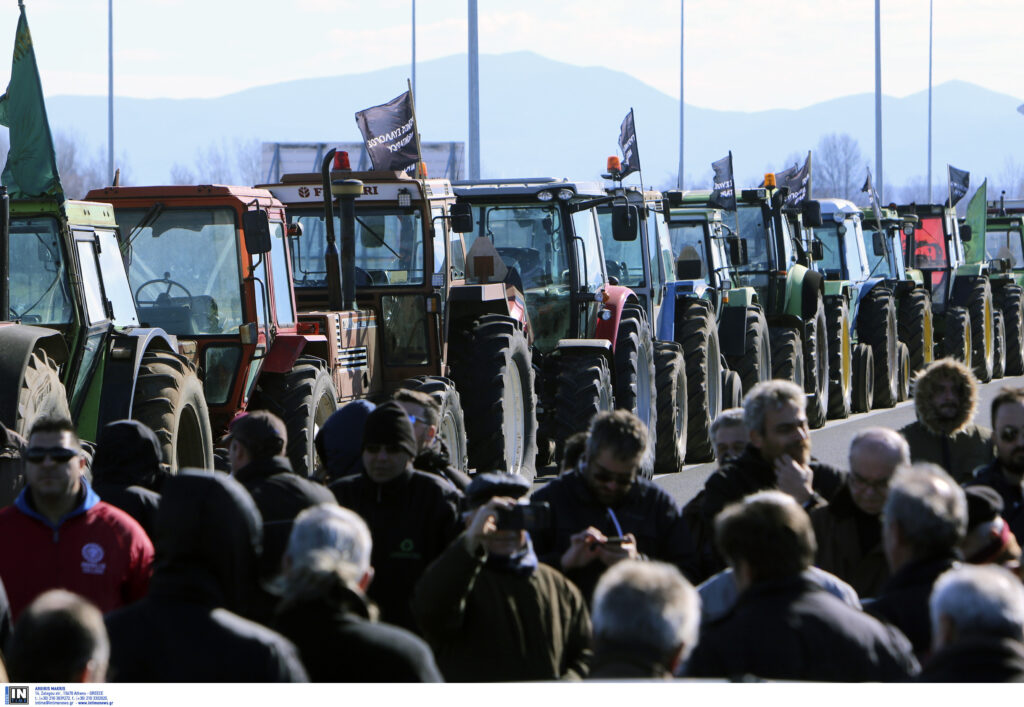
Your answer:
[897,343,911,402]
[897,288,934,376]
[133,349,214,473]
[803,298,829,429]
[653,342,687,475]
[554,351,614,468]
[615,306,657,477]
[398,376,469,475]
[966,278,994,383]
[722,369,743,409]
[993,309,1007,380]
[858,286,899,409]
[770,327,804,389]
[852,344,875,414]
[679,304,722,463]
[449,315,538,478]
[825,297,852,420]
[943,306,972,365]
[725,307,771,394]
[997,284,1024,375]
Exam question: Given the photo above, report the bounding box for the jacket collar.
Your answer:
[233,456,294,484]
[15,477,100,529]
[883,552,960,593]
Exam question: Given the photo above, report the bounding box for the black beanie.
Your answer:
[362,401,418,459]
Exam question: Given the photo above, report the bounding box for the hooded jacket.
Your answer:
[90,420,163,537]
[0,479,153,620]
[315,400,375,484]
[0,422,26,508]
[899,358,993,483]
[104,471,308,682]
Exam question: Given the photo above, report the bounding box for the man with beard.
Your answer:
[530,410,698,601]
[810,428,909,598]
[966,387,1024,542]
[900,358,993,483]
[697,380,846,573]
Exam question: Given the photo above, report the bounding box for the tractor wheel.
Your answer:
[16,349,70,436]
[943,306,972,366]
[803,297,829,429]
[858,286,899,409]
[897,342,911,402]
[825,297,852,420]
[554,351,614,467]
[398,376,469,474]
[851,343,875,414]
[722,369,743,409]
[653,342,687,475]
[966,278,995,383]
[770,327,804,390]
[678,304,723,464]
[725,307,771,394]
[997,284,1024,375]
[449,315,538,478]
[897,288,935,376]
[252,357,337,478]
[993,309,1007,380]
[615,306,657,477]
[132,349,214,473]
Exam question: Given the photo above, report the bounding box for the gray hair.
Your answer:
[883,463,967,557]
[849,428,911,470]
[592,560,701,663]
[710,407,746,441]
[284,504,372,586]
[8,589,109,682]
[930,564,1024,643]
[743,380,805,434]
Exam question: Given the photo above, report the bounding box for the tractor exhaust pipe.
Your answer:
[0,186,8,321]
[320,150,344,312]
[334,180,363,312]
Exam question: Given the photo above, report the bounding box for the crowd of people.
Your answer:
[0,354,1023,683]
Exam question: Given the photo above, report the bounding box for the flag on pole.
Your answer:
[962,179,988,264]
[862,167,885,234]
[355,90,419,173]
[709,152,736,210]
[774,152,811,207]
[946,165,970,208]
[0,5,62,199]
[618,109,640,178]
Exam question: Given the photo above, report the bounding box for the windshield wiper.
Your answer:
[354,215,401,259]
[123,202,165,251]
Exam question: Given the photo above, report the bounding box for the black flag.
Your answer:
[709,152,736,211]
[618,109,640,178]
[774,151,812,207]
[862,167,883,231]
[355,90,418,172]
[946,165,970,208]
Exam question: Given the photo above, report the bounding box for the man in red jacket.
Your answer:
[0,416,154,620]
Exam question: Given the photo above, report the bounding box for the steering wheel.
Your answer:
[135,273,194,308]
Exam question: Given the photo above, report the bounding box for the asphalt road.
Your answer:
[534,372,1024,508]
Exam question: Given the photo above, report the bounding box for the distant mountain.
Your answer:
[44,51,1024,194]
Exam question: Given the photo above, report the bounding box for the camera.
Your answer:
[495,502,551,531]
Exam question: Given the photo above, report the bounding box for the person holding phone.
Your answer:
[412,473,592,682]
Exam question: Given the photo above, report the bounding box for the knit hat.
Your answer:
[361,401,417,459]
[466,472,531,509]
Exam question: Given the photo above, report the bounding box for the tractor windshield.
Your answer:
[596,208,646,288]
[985,225,1024,268]
[905,217,949,269]
[733,204,772,272]
[117,207,244,336]
[815,221,869,281]
[8,217,74,325]
[288,207,426,288]
[666,221,710,281]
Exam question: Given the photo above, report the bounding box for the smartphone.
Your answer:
[603,536,626,547]
[495,502,551,531]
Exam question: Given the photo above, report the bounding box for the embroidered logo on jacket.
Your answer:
[81,543,106,575]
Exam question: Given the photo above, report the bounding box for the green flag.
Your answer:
[963,179,987,264]
[0,5,62,199]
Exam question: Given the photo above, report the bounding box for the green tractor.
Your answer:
[984,200,1024,374]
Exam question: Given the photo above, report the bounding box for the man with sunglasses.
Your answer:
[392,388,471,492]
[965,387,1024,544]
[531,410,698,602]
[810,428,909,598]
[0,416,153,620]
[331,401,461,633]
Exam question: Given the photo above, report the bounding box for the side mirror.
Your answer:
[802,200,823,228]
[726,236,748,266]
[676,258,703,280]
[450,203,473,233]
[611,203,639,241]
[961,224,973,242]
[872,231,886,256]
[242,209,272,255]
[811,239,824,261]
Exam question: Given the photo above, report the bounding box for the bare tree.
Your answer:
[895,176,931,205]
[814,133,867,203]
[53,130,105,199]
[994,157,1024,201]
[234,138,262,186]
[169,162,197,185]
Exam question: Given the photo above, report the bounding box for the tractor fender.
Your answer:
[447,282,532,343]
[800,268,825,320]
[98,328,179,424]
[594,284,636,349]
[719,304,753,358]
[263,332,328,374]
[949,274,984,309]
[0,324,69,431]
[656,282,710,343]
[555,338,615,381]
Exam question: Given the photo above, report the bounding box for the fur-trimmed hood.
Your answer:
[912,357,978,436]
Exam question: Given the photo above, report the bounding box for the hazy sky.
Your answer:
[1,0,1021,110]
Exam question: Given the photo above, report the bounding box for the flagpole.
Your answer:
[467,0,480,179]
[677,0,684,190]
[874,0,883,203]
[108,0,114,184]
[411,0,416,101]
[927,0,933,203]
[631,108,646,197]
[407,78,424,177]
[807,151,813,199]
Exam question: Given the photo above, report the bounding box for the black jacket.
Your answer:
[965,461,1024,542]
[331,468,461,632]
[90,420,165,537]
[274,584,442,682]
[918,635,1024,682]
[104,471,308,682]
[530,469,699,600]
[809,482,889,599]
[865,552,960,660]
[686,575,919,682]
[414,440,471,494]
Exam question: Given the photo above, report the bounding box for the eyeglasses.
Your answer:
[407,415,427,426]
[849,471,890,492]
[999,426,1024,443]
[25,447,78,464]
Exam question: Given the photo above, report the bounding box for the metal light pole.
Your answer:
[927,0,933,202]
[677,0,684,189]
[468,0,480,179]
[874,0,883,202]
[411,0,416,100]
[108,0,114,184]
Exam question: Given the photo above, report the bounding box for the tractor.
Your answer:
[984,197,1024,374]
